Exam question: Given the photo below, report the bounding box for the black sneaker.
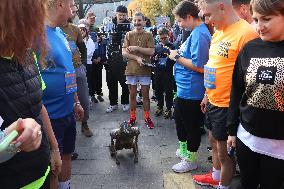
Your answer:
[71,152,78,161]
[151,95,157,102]
[137,101,143,106]
[155,107,163,117]
[207,146,212,152]
[207,155,212,163]
[164,109,172,119]
[92,96,98,103]
[97,95,104,102]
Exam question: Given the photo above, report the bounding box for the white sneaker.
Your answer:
[176,149,188,159]
[172,159,197,173]
[122,104,129,112]
[106,105,118,113]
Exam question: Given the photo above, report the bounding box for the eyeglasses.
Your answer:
[159,37,168,40]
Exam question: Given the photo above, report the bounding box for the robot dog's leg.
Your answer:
[110,137,115,157]
[133,136,138,163]
[114,146,120,165]
[135,135,139,154]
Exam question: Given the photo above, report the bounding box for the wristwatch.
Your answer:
[173,54,181,61]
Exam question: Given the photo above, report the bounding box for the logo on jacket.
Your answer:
[256,66,277,85]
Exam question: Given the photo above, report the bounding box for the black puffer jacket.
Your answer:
[0,53,50,189]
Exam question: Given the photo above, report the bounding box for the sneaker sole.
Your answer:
[193,180,219,188]
[172,166,197,173]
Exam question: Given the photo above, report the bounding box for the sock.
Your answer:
[212,167,221,181]
[218,184,229,189]
[179,141,187,158]
[58,180,70,189]
[144,111,150,119]
[130,110,136,119]
[187,151,198,163]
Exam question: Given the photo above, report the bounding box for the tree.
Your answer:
[162,0,183,23]
[75,0,125,19]
[128,0,162,25]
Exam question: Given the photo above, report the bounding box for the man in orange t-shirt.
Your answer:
[193,0,258,188]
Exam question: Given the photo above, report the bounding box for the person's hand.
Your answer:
[93,59,99,64]
[74,103,84,121]
[50,149,62,176]
[97,57,101,62]
[227,136,237,150]
[126,46,139,53]
[136,57,144,66]
[4,118,42,152]
[154,54,159,61]
[168,50,179,61]
[200,95,208,114]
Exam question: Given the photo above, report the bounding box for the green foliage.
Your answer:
[162,0,183,23]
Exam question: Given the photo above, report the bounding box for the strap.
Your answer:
[20,166,50,189]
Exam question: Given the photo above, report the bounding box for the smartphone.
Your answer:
[0,130,18,152]
[228,146,235,157]
[142,59,155,67]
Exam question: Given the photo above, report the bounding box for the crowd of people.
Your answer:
[0,0,283,188]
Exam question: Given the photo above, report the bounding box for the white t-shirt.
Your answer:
[83,36,96,65]
[238,124,284,160]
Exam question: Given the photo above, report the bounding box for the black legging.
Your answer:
[174,97,203,152]
[236,138,284,189]
[154,71,174,110]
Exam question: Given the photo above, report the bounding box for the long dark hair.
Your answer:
[251,0,284,16]
[173,0,200,19]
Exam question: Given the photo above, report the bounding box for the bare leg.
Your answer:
[128,85,137,111]
[141,85,150,111]
[217,140,234,186]
[58,154,72,182]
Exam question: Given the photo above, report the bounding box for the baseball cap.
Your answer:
[87,12,96,18]
[78,24,87,28]
[116,5,127,13]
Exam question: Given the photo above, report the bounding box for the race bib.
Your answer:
[204,66,216,89]
[65,71,77,94]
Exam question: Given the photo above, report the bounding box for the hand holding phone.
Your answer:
[228,146,235,157]
[142,59,155,67]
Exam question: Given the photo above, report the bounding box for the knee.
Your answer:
[209,134,217,147]
[142,95,149,101]
[217,151,229,163]
[129,92,136,99]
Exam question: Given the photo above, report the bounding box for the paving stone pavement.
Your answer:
[71,70,242,189]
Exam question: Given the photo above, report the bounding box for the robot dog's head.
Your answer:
[119,121,132,135]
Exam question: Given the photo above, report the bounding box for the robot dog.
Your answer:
[110,121,140,165]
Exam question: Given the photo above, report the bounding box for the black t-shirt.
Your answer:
[227,38,284,140]
[154,42,176,73]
